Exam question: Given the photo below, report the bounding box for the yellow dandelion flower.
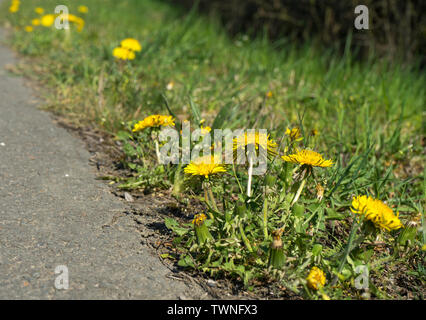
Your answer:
[24,26,33,33]
[306,266,326,290]
[40,14,55,27]
[233,132,278,156]
[78,5,89,14]
[200,125,211,135]
[266,91,273,98]
[285,127,301,140]
[192,213,207,226]
[281,149,333,168]
[35,7,44,15]
[192,213,213,244]
[112,47,136,61]
[351,195,404,231]
[184,155,226,179]
[120,38,142,52]
[9,4,19,13]
[132,115,175,132]
[31,18,41,26]
[67,14,85,32]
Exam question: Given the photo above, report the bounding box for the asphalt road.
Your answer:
[0,21,206,299]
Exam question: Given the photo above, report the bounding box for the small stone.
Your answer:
[124,192,134,202]
[207,279,217,287]
[0,142,5,146]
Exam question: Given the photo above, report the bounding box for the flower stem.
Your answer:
[247,152,254,197]
[203,182,216,220]
[65,26,71,43]
[154,139,162,164]
[232,162,244,195]
[291,177,306,206]
[263,196,268,240]
[207,187,219,212]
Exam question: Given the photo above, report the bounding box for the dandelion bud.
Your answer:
[192,213,213,245]
[268,230,285,269]
[285,127,301,140]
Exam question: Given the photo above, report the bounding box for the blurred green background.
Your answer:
[174,0,426,64]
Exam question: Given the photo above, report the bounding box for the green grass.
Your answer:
[1,0,424,299]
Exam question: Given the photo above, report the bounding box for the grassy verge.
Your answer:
[1,0,424,299]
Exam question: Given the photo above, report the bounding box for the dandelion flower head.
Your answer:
[78,5,89,14]
[113,47,136,61]
[120,38,142,52]
[31,18,41,26]
[192,213,207,226]
[9,0,20,13]
[306,266,326,290]
[184,155,227,179]
[281,149,333,168]
[233,131,278,156]
[67,14,85,32]
[40,14,55,27]
[351,195,404,231]
[132,115,175,132]
[35,7,44,15]
[285,127,301,140]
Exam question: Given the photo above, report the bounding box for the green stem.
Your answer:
[232,162,244,195]
[154,139,162,164]
[203,185,215,221]
[291,176,307,206]
[207,186,219,212]
[263,195,268,240]
[65,26,71,43]
[247,153,254,197]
